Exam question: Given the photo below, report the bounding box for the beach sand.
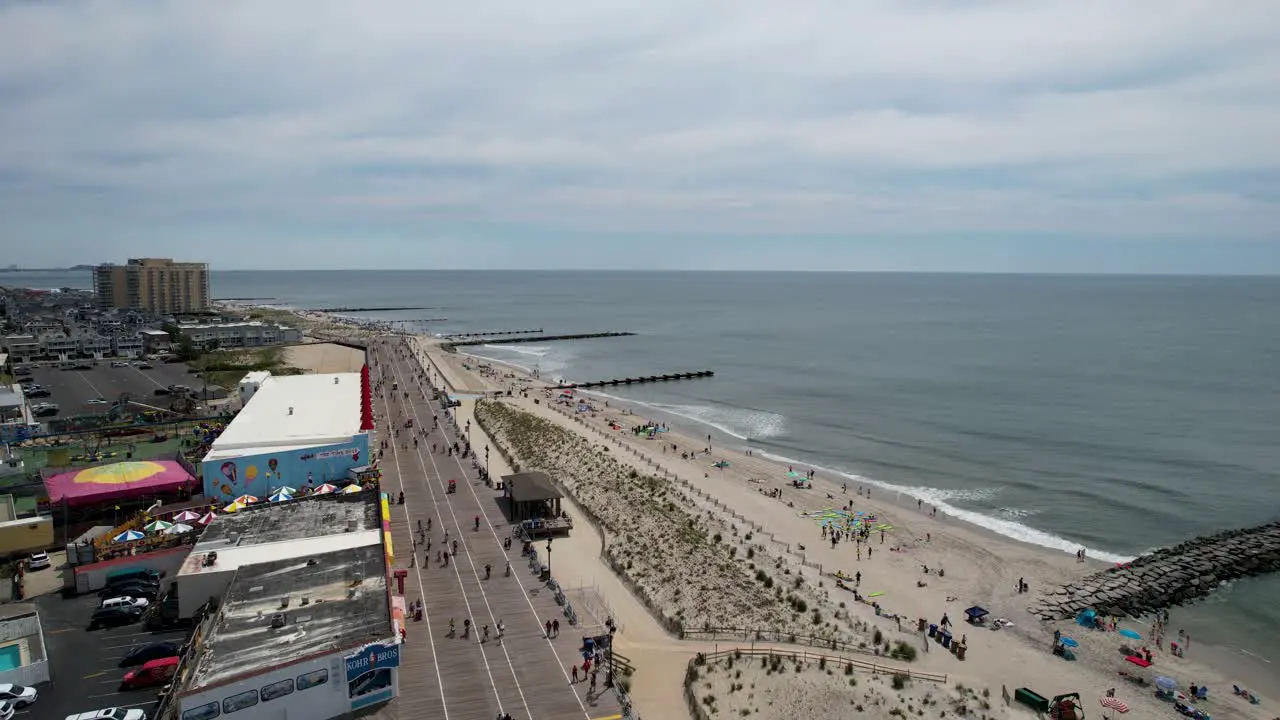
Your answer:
[282,341,367,373]
[396,333,1276,720]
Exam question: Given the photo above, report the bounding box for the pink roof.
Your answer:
[44,460,195,508]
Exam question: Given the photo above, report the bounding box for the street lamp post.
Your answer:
[546,537,553,578]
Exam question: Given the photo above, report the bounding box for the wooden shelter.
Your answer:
[502,471,564,522]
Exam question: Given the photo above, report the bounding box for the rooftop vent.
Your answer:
[334,377,340,384]
[227,532,239,545]
[270,612,286,629]
[203,551,218,567]
[300,596,310,606]
[288,406,294,416]
[280,596,290,609]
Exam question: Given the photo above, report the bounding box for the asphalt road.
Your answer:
[23,362,201,418]
[32,592,192,720]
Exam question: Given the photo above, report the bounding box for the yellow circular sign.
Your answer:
[73,461,166,485]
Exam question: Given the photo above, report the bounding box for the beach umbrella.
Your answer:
[173,510,202,523]
[163,522,194,535]
[233,494,259,505]
[1154,676,1179,691]
[224,500,249,513]
[196,511,217,525]
[270,485,297,496]
[1118,629,1141,640]
[1060,637,1079,648]
[113,529,145,543]
[313,483,338,495]
[341,483,363,494]
[1099,696,1130,713]
[268,491,293,502]
[143,519,173,533]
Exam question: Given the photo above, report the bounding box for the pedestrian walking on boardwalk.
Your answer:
[572,665,579,683]
[545,619,552,637]
[552,619,560,637]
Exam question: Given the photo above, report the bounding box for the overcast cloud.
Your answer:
[2,1,1278,271]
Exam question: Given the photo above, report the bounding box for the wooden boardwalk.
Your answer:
[368,339,624,720]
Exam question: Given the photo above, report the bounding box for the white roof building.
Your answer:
[204,372,363,462]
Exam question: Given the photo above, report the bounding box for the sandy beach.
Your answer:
[394,333,1277,720]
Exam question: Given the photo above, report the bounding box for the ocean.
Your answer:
[6,268,1279,662]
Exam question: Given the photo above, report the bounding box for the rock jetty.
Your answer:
[1029,521,1280,620]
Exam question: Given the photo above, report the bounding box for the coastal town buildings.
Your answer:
[94,257,210,314]
[178,320,303,349]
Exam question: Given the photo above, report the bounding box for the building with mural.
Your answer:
[201,372,372,502]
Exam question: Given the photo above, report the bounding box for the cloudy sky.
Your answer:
[2,1,1278,272]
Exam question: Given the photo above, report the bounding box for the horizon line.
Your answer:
[5,267,1280,278]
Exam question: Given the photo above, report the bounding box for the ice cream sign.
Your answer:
[346,642,400,681]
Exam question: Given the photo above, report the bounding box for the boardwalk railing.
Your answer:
[680,627,886,659]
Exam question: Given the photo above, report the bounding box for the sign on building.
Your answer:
[345,641,399,711]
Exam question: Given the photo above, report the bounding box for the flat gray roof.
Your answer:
[196,493,379,550]
[504,471,563,503]
[183,543,390,692]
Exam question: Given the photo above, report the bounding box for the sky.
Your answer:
[1,1,1279,273]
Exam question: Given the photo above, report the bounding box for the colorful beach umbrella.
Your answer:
[233,494,259,505]
[173,510,202,523]
[1118,629,1141,640]
[1099,697,1130,713]
[268,491,293,502]
[113,529,145,543]
[143,519,173,533]
[196,512,217,525]
[270,485,297,496]
[341,483,363,494]
[163,522,194,535]
[1154,676,1178,691]
[224,500,249,513]
[313,483,338,495]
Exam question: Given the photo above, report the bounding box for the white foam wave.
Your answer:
[484,344,550,358]
[755,449,1132,564]
[461,351,535,376]
[582,391,787,440]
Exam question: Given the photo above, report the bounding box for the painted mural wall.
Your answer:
[201,434,371,501]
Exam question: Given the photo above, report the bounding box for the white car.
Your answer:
[110,361,130,368]
[100,596,149,610]
[65,708,147,720]
[27,552,50,571]
[0,684,37,707]
[0,701,12,720]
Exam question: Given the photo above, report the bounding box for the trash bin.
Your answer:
[955,644,967,661]
[928,624,938,638]
[917,618,927,632]
[938,631,952,649]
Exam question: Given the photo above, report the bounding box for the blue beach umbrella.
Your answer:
[268,491,293,502]
[1118,629,1141,640]
[1060,637,1079,648]
[113,529,145,543]
[1154,676,1179,691]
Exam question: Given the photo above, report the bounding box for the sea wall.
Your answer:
[1029,521,1280,620]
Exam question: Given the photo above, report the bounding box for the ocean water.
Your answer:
[6,269,1279,660]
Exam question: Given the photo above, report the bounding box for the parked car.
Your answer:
[88,605,143,630]
[110,361,130,368]
[32,404,59,417]
[0,700,12,720]
[100,596,150,611]
[27,552,50,571]
[152,388,170,396]
[23,387,50,398]
[0,683,38,708]
[119,641,179,668]
[87,397,108,405]
[119,657,178,691]
[137,363,154,369]
[99,583,158,602]
[64,708,147,720]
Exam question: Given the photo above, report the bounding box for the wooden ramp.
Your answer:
[367,339,624,720]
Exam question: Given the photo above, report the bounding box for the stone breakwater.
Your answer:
[1029,521,1280,620]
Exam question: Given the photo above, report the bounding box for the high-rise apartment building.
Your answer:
[94,258,210,314]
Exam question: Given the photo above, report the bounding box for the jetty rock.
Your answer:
[1029,520,1280,620]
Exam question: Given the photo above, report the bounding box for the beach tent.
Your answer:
[964,606,989,624]
[113,529,145,543]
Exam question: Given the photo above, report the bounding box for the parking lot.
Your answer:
[21,361,203,417]
[33,592,192,719]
